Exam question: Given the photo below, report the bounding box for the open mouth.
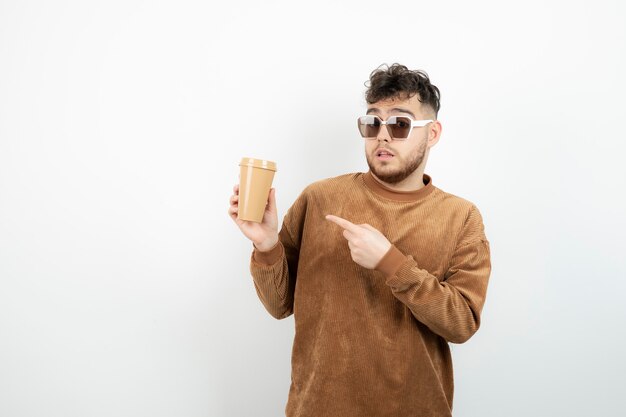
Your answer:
[376,149,394,161]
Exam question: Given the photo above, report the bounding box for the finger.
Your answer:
[230,194,239,205]
[233,184,239,195]
[360,223,378,232]
[325,214,360,233]
[342,229,355,241]
[229,208,247,227]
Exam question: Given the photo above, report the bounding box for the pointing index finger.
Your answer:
[325,214,360,233]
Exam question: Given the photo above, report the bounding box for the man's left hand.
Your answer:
[326,214,392,269]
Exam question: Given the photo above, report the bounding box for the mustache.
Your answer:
[372,147,395,155]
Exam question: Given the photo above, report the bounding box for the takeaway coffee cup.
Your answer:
[237,157,277,223]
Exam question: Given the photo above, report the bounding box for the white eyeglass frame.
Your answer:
[357,115,434,140]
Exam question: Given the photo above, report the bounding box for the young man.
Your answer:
[228,63,492,417]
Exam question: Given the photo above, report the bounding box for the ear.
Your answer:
[427,120,442,147]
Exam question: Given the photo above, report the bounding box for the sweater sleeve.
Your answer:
[249,189,308,320]
[375,205,492,344]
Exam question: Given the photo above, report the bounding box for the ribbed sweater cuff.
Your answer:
[375,245,408,277]
[252,241,283,265]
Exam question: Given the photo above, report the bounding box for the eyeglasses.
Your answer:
[357,115,434,140]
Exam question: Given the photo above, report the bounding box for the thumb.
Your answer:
[267,188,277,212]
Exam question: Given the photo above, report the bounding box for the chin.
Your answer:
[368,165,405,184]
[366,156,422,184]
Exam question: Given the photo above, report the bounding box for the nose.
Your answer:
[376,123,392,142]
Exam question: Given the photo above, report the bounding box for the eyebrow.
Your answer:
[366,107,416,118]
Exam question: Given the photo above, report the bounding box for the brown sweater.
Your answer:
[249,171,491,417]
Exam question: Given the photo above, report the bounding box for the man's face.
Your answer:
[364,94,436,184]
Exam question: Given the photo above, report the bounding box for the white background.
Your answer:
[1,0,625,416]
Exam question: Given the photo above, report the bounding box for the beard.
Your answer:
[366,139,427,184]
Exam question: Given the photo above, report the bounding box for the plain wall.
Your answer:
[1,0,625,416]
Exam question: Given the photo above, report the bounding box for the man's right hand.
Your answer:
[228,184,279,251]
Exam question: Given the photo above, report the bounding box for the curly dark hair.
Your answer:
[365,63,441,118]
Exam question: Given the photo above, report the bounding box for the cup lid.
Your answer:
[239,157,277,171]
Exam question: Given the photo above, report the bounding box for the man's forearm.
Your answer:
[250,241,296,320]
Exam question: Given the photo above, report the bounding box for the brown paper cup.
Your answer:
[237,157,277,223]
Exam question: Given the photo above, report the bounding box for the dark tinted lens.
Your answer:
[358,116,380,138]
[388,116,412,138]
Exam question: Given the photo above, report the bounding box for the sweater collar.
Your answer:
[362,170,435,202]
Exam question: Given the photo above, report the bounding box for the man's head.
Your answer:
[362,64,442,185]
